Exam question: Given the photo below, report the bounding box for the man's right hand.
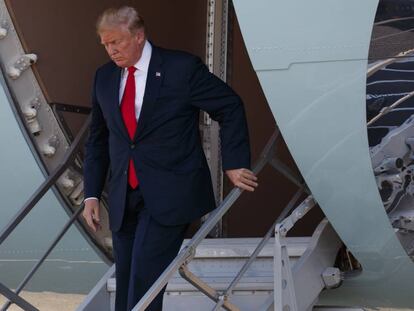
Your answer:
[83,199,101,232]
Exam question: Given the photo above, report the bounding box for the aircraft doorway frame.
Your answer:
[201,0,229,238]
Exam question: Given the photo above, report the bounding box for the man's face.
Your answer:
[99,26,144,68]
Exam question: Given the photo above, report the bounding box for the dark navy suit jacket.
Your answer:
[83,45,251,232]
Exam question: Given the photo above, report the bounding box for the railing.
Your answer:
[0,122,313,311]
[0,116,91,311]
[210,190,309,311]
[133,129,311,311]
[273,196,316,311]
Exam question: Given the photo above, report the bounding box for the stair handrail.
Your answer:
[132,128,309,310]
[0,115,90,246]
[0,116,90,310]
[0,204,85,311]
[210,188,306,311]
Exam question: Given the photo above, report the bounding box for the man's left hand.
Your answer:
[225,168,258,192]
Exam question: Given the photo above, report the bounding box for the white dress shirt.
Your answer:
[84,40,153,203]
[119,40,152,121]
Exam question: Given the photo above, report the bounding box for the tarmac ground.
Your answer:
[0,291,85,311]
[0,292,412,310]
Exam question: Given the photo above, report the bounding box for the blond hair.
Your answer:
[96,6,145,35]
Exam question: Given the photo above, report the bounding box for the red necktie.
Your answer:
[120,66,139,189]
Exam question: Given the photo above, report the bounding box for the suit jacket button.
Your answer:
[130,144,136,149]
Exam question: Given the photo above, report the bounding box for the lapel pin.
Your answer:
[156,72,161,77]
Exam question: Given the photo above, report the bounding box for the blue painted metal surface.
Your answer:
[233,0,414,307]
[0,73,107,294]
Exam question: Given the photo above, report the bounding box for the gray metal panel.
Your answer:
[163,291,272,311]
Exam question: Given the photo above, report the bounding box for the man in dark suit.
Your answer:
[82,6,258,311]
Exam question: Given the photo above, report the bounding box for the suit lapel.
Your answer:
[134,46,163,141]
[107,66,130,139]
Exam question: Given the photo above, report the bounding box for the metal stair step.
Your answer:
[103,237,310,310]
[106,237,309,293]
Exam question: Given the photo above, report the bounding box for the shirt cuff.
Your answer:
[84,197,99,203]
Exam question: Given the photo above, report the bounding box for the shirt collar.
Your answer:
[129,40,152,73]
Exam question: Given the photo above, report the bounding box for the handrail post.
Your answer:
[274,222,298,311]
[273,196,315,310]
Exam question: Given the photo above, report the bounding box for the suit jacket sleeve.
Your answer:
[83,70,110,199]
[188,56,251,170]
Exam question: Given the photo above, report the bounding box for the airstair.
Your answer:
[76,131,345,311]
[82,237,309,311]
[80,223,342,311]
[0,121,345,310]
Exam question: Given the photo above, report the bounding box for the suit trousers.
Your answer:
[112,185,189,311]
